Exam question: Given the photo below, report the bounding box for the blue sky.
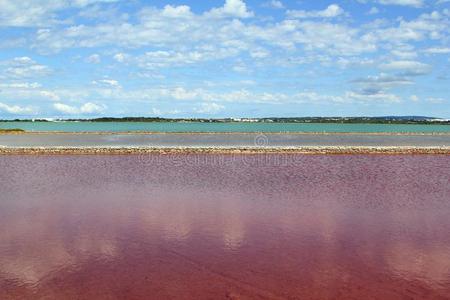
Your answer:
[0,0,449,118]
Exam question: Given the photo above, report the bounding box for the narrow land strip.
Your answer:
[1,147,449,155]
[1,133,450,154]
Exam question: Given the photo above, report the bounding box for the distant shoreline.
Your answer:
[1,117,450,125]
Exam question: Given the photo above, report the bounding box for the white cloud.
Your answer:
[380,60,432,76]
[425,97,446,104]
[86,54,101,64]
[31,3,380,59]
[80,102,105,113]
[391,49,418,59]
[86,86,401,105]
[0,82,41,89]
[11,57,33,64]
[72,0,119,7]
[362,11,449,47]
[40,90,61,101]
[92,79,121,88]
[0,0,120,27]
[262,1,285,9]
[0,57,51,79]
[0,83,406,118]
[161,5,193,18]
[352,73,413,95]
[207,0,254,18]
[0,102,37,114]
[0,37,26,49]
[0,82,67,104]
[410,95,419,102]
[287,4,344,19]
[368,7,380,14]
[1,0,449,117]
[151,108,162,115]
[135,48,241,69]
[160,87,203,101]
[377,0,424,7]
[357,0,424,8]
[151,107,181,116]
[53,103,79,114]
[344,91,401,103]
[53,102,105,114]
[424,47,450,54]
[195,103,225,114]
[113,53,129,63]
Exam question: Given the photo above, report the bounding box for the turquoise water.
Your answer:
[1,121,450,133]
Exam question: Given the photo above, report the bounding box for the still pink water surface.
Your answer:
[0,154,449,299]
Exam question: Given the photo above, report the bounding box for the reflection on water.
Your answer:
[0,154,449,299]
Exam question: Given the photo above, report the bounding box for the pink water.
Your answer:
[0,154,449,299]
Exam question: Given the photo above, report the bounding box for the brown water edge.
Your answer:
[1,154,450,300]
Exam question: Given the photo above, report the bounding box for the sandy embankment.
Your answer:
[1,132,450,154]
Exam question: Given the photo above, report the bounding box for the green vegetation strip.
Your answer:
[0,129,25,133]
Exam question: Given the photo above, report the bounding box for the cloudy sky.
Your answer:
[0,0,449,118]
